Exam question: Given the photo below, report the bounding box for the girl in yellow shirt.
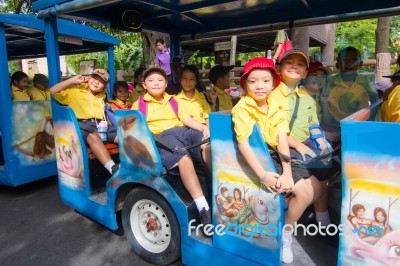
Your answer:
[176,65,211,127]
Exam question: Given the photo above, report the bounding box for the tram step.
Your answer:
[90,189,107,204]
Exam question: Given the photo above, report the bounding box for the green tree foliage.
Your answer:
[65,27,143,78]
[335,17,400,58]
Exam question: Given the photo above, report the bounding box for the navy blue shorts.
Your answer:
[78,120,117,145]
[157,127,203,175]
[272,139,340,182]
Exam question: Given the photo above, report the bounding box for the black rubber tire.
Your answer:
[121,187,181,265]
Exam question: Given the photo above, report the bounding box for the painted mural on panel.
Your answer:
[339,152,400,266]
[11,101,55,163]
[53,121,84,189]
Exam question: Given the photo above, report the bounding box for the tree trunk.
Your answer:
[375,17,391,81]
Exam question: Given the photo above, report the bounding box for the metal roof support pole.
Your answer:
[107,45,115,100]
[44,16,61,86]
[0,22,12,170]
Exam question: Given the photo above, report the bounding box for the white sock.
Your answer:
[104,160,115,174]
[282,229,293,245]
[316,211,331,227]
[194,196,209,212]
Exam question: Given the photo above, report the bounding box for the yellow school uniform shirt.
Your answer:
[52,84,106,120]
[327,74,374,124]
[109,98,132,111]
[268,82,318,142]
[129,85,146,103]
[213,86,233,111]
[131,92,183,135]
[175,90,211,124]
[385,85,400,122]
[30,86,51,101]
[232,96,289,148]
[12,85,31,101]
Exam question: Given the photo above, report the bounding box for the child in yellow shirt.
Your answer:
[129,67,146,103]
[51,69,119,175]
[131,66,211,227]
[30,73,51,101]
[109,81,132,111]
[11,71,31,101]
[176,65,211,125]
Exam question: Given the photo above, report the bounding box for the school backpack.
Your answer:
[138,94,179,118]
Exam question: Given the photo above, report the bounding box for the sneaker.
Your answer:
[111,164,119,175]
[199,207,212,225]
[281,234,293,264]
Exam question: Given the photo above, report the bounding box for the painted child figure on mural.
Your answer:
[216,187,238,217]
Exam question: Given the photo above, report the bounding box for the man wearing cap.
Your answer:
[30,73,50,101]
[166,56,185,95]
[382,70,400,122]
[208,64,234,111]
[50,69,119,175]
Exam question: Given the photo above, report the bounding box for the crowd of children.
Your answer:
[37,44,395,264]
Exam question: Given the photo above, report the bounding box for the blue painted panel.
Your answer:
[338,120,400,266]
[209,113,284,266]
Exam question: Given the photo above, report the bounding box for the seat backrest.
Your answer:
[114,110,164,177]
[208,112,284,264]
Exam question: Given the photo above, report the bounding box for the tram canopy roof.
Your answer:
[32,0,400,40]
[1,13,120,60]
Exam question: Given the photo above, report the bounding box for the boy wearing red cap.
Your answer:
[51,69,119,175]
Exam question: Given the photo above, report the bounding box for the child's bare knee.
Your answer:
[294,180,313,204]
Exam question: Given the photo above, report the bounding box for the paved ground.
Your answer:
[0,177,338,266]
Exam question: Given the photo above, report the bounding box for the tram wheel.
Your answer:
[121,187,181,265]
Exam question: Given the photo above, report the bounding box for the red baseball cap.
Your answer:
[308,61,333,75]
[239,57,280,88]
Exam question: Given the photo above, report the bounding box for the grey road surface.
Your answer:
[0,177,337,266]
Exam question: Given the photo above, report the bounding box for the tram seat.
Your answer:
[86,143,119,159]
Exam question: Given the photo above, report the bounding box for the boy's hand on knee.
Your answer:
[260,171,279,193]
[276,172,294,195]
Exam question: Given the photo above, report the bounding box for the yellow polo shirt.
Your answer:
[327,74,374,124]
[129,85,146,103]
[52,84,106,120]
[175,90,211,124]
[109,98,132,111]
[385,85,400,122]
[268,82,318,142]
[232,96,289,148]
[131,92,183,135]
[12,85,31,101]
[30,86,51,101]
[209,86,232,111]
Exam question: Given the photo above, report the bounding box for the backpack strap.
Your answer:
[138,94,147,117]
[169,97,179,118]
[138,94,178,118]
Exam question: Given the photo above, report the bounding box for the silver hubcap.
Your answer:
[129,199,171,253]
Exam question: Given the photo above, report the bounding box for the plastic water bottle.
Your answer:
[97,120,108,142]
